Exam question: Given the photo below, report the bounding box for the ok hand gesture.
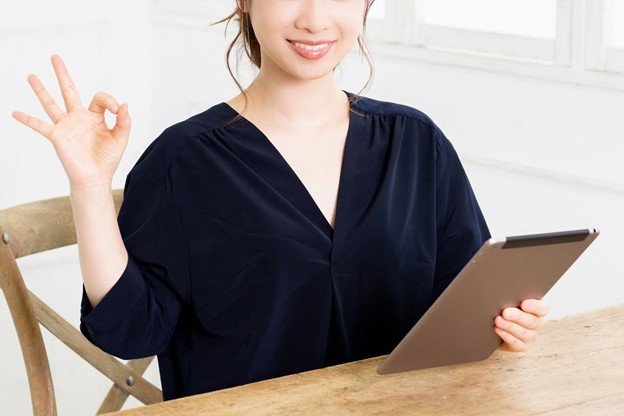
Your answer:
[13,55,131,191]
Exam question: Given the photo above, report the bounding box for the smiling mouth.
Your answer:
[288,40,335,59]
[291,41,332,51]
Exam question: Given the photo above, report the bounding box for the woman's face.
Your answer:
[247,0,368,83]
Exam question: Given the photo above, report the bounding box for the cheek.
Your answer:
[250,9,294,46]
[338,7,366,38]
[341,19,364,42]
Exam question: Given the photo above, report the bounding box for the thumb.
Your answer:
[112,103,131,139]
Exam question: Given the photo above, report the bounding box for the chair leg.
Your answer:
[97,357,156,414]
[0,242,58,416]
[29,291,162,406]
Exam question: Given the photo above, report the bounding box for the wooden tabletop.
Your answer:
[109,305,624,415]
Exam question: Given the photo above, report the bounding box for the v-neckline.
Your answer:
[220,101,355,240]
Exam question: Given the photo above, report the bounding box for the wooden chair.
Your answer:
[0,190,162,415]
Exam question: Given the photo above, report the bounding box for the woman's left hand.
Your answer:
[494,298,549,352]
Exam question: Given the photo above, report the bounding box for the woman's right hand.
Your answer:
[12,54,131,191]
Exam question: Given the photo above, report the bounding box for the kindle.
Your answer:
[377,228,599,374]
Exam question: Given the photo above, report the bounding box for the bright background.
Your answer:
[1,0,623,414]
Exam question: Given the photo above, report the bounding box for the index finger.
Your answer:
[51,54,83,112]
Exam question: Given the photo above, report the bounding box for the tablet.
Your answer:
[377,228,599,375]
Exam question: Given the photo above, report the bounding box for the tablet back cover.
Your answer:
[377,229,599,375]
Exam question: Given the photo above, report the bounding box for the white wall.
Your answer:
[359,53,624,318]
[1,1,623,414]
[0,1,158,414]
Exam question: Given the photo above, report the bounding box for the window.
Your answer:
[611,1,624,49]
[370,0,570,64]
[367,0,624,88]
[586,0,624,74]
[420,0,557,39]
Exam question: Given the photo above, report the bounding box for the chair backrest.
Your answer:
[0,190,162,415]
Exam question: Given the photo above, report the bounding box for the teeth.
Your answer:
[293,42,330,51]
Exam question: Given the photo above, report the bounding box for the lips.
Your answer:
[288,40,335,60]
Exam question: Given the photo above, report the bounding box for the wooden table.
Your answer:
[110,305,624,415]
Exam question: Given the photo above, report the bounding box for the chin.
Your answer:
[291,71,334,82]
[286,62,342,82]
[260,51,345,84]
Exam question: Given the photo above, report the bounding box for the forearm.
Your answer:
[70,184,128,307]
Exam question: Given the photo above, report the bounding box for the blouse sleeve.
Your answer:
[80,172,189,359]
[432,128,491,300]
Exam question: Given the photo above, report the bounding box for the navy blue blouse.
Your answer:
[80,95,490,400]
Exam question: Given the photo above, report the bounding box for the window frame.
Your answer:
[366,0,624,90]
[371,0,571,65]
[585,0,624,74]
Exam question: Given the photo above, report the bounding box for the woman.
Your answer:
[13,0,548,400]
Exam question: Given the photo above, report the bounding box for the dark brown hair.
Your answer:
[217,0,376,102]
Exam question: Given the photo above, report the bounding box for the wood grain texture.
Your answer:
[0,235,57,416]
[98,358,159,415]
[109,305,624,416]
[0,189,123,259]
[1,189,162,415]
[29,291,162,406]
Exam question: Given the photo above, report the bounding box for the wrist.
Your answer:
[69,182,115,206]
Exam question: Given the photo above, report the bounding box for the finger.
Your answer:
[520,299,550,317]
[12,111,54,139]
[494,326,529,352]
[27,74,65,123]
[88,92,120,115]
[51,54,83,112]
[502,307,545,330]
[495,315,539,345]
[112,103,132,138]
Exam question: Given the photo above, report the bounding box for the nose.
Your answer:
[295,0,330,33]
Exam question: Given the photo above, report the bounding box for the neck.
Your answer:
[232,69,349,130]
